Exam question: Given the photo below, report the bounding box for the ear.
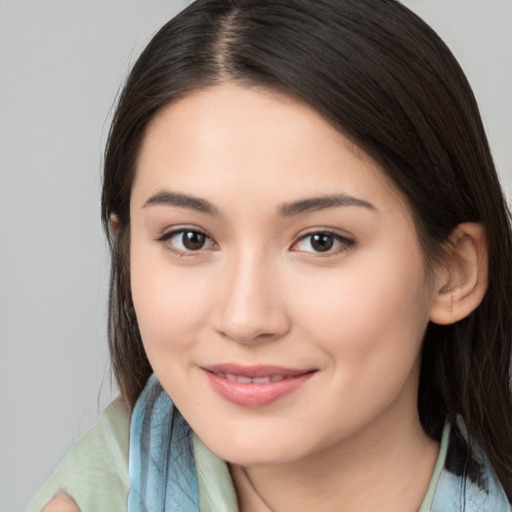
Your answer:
[429,222,488,325]
[110,213,121,235]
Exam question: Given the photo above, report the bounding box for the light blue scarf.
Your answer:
[430,422,511,512]
[127,374,511,512]
[127,374,199,511]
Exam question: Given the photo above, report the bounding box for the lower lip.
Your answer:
[203,370,315,408]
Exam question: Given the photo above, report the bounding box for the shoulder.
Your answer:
[26,397,131,512]
[431,424,511,512]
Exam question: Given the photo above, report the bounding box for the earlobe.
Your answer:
[429,222,488,326]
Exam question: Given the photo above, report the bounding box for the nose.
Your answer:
[214,251,291,344]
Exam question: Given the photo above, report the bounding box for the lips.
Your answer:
[202,364,316,407]
[217,373,286,383]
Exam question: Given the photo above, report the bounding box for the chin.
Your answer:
[219,446,301,467]
[196,424,316,467]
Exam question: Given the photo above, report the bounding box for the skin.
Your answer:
[129,83,446,512]
[44,82,488,511]
[42,493,79,512]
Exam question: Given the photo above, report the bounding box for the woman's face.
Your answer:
[130,84,439,466]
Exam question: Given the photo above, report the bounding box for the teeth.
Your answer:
[225,373,252,383]
[221,372,286,383]
[252,377,271,383]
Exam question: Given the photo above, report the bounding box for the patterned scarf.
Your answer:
[127,374,511,512]
[128,374,199,511]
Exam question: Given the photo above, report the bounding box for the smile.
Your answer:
[202,364,316,407]
[212,372,288,383]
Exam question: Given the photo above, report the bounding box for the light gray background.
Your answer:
[1,1,511,511]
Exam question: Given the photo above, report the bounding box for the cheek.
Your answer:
[291,245,431,377]
[130,240,214,357]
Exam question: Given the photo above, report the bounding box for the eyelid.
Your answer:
[156,226,217,256]
[290,228,356,255]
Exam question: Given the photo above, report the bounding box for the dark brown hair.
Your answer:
[101,0,512,496]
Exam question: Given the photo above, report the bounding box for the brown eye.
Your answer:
[182,231,206,250]
[310,233,334,252]
[158,228,215,254]
[291,231,355,255]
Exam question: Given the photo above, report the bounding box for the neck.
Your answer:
[230,404,439,512]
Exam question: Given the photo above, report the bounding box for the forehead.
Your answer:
[133,83,406,215]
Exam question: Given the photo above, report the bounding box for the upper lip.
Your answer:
[202,364,316,378]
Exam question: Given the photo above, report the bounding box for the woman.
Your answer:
[29,0,512,510]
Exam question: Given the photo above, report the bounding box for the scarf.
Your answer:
[127,374,199,511]
[127,374,511,512]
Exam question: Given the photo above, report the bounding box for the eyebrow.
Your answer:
[143,190,375,217]
[279,194,375,216]
[143,190,219,215]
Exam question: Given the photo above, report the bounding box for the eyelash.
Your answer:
[156,228,355,257]
[291,230,356,256]
[156,228,216,256]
